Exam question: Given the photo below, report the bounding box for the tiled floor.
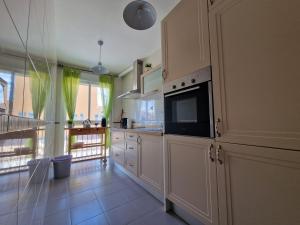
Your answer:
[0,159,187,225]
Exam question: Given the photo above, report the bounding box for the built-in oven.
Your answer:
[164,67,214,137]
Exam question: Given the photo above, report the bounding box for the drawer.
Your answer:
[125,157,137,175]
[125,148,137,162]
[126,141,138,152]
[126,132,138,142]
[112,147,124,165]
[112,131,125,142]
[112,142,125,150]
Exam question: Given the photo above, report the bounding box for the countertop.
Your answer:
[111,127,163,136]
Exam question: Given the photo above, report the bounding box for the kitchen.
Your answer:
[0,0,299,225]
[110,0,300,224]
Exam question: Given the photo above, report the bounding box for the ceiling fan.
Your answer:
[91,40,109,75]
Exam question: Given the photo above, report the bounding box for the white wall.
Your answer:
[118,49,163,127]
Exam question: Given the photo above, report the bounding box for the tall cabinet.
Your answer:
[161,0,210,83]
[209,0,300,150]
[214,142,300,225]
[162,0,300,225]
[209,0,300,224]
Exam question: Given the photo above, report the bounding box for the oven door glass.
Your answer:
[164,82,211,137]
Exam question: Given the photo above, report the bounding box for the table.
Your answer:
[67,127,107,162]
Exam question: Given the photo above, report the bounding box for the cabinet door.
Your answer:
[209,0,300,150]
[164,135,218,225]
[125,151,138,175]
[111,147,124,165]
[161,0,210,83]
[139,134,163,192]
[215,142,300,225]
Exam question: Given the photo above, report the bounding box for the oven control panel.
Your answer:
[163,66,211,94]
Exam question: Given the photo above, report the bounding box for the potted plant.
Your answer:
[144,63,152,72]
[67,120,73,128]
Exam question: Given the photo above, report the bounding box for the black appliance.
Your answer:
[120,118,128,129]
[164,67,214,137]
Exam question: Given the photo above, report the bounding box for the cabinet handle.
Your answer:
[128,147,134,150]
[115,153,120,157]
[215,118,221,137]
[129,163,134,167]
[129,135,134,138]
[162,69,167,80]
[216,145,224,165]
[209,144,215,162]
[137,136,142,144]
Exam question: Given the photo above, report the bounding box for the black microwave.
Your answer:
[164,67,214,137]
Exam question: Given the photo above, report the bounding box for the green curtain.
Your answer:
[62,67,80,122]
[99,75,114,147]
[29,62,51,120]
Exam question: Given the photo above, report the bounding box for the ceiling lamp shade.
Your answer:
[91,62,109,75]
[123,0,157,30]
[91,40,109,75]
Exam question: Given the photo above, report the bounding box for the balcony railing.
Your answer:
[0,115,109,174]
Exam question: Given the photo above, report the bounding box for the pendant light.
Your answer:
[123,0,157,30]
[91,40,109,75]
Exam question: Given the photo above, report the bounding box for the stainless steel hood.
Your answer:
[117,59,143,99]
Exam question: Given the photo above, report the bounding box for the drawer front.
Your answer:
[112,131,125,142]
[112,147,124,165]
[126,141,138,153]
[113,142,125,150]
[126,132,138,142]
[125,157,137,175]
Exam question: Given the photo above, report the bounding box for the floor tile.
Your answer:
[44,196,70,216]
[0,159,186,225]
[77,214,109,225]
[69,190,96,208]
[99,191,129,211]
[70,199,103,225]
[105,201,139,225]
[128,208,187,225]
[93,180,128,198]
[132,195,162,216]
[43,210,71,225]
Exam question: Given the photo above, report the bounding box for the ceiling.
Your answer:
[0,0,179,74]
[54,0,179,74]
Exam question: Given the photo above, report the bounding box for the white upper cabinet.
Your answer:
[141,65,163,95]
[209,0,300,150]
[161,0,210,83]
[215,142,300,225]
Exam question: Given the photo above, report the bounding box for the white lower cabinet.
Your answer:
[111,131,125,165]
[111,131,164,196]
[124,140,138,175]
[216,142,300,225]
[138,134,163,192]
[164,135,219,225]
[165,136,300,225]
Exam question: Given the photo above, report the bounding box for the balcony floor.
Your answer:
[0,159,186,225]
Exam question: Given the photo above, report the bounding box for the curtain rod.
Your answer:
[57,62,93,73]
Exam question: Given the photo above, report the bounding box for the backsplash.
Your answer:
[122,92,164,128]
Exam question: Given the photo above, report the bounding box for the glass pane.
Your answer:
[74,84,89,121]
[10,74,34,118]
[172,97,197,123]
[90,85,104,122]
[143,68,162,93]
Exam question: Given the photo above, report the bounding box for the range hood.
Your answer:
[117,59,143,99]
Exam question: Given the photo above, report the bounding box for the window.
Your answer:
[70,82,105,122]
[0,71,34,118]
[73,83,89,121]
